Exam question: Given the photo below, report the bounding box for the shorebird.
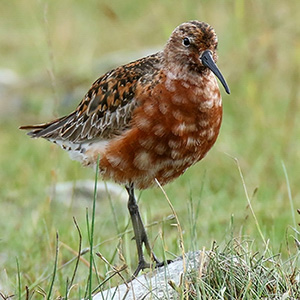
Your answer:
[20,20,230,277]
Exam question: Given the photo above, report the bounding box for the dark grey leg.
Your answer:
[125,184,163,277]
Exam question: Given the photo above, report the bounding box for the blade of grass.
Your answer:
[281,161,297,236]
[64,278,69,300]
[104,181,120,234]
[64,217,83,299]
[70,217,82,287]
[16,257,21,300]
[155,178,186,271]
[47,232,59,300]
[87,156,100,299]
[226,154,267,247]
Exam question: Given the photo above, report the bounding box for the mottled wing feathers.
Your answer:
[20,52,162,143]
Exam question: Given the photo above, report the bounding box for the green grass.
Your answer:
[1,0,300,298]
[187,239,299,299]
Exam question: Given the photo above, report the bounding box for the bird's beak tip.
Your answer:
[200,50,230,95]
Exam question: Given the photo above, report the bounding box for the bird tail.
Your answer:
[19,113,75,139]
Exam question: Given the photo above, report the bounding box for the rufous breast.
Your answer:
[98,70,222,189]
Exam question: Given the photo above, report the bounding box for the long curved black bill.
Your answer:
[201,50,230,94]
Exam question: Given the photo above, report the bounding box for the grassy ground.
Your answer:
[1,0,299,298]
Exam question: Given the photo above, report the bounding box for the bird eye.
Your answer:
[182,37,191,47]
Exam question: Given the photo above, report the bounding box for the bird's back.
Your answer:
[20,52,163,163]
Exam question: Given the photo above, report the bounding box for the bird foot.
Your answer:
[156,259,173,268]
[131,260,150,279]
[129,258,173,282]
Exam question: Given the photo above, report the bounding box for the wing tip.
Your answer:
[19,125,40,137]
[19,114,73,139]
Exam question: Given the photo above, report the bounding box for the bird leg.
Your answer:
[126,184,164,277]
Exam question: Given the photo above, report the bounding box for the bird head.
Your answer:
[164,20,230,94]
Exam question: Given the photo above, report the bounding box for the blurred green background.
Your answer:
[1,0,299,296]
